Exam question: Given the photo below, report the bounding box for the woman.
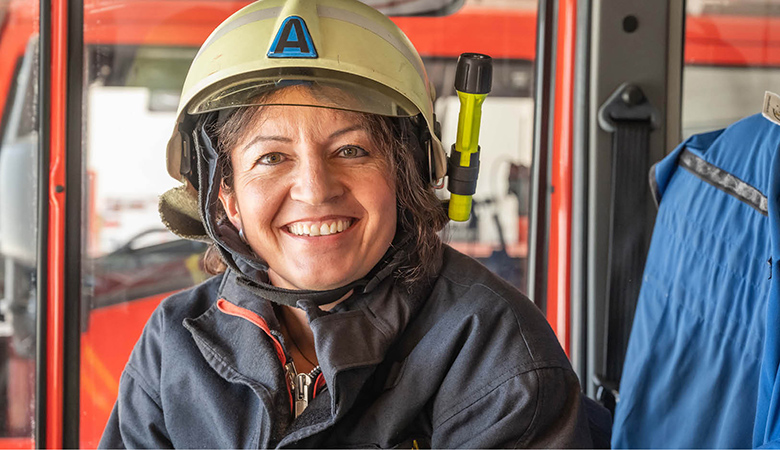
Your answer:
[100,0,598,447]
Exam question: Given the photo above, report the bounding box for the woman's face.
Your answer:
[218,88,397,291]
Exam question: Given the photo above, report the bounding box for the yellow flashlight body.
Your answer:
[446,52,492,222]
[448,92,487,221]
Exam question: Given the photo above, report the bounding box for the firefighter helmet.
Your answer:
[165,0,445,187]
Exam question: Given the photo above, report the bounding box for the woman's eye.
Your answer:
[257,152,285,165]
[338,146,368,158]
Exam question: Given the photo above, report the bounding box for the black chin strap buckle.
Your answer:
[178,123,200,190]
[419,113,444,188]
[428,140,445,189]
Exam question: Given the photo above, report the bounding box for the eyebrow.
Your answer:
[242,134,293,152]
[328,124,367,139]
[241,124,368,152]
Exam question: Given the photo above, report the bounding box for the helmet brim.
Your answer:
[187,67,420,118]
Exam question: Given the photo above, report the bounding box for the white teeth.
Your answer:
[288,219,353,237]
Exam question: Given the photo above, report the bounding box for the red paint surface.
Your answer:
[79,2,537,59]
[547,0,576,354]
[0,438,35,449]
[79,293,171,448]
[393,9,537,59]
[82,1,244,46]
[46,0,68,446]
[686,15,780,66]
[77,3,780,66]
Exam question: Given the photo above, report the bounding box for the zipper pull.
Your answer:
[284,361,297,397]
[294,372,312,418]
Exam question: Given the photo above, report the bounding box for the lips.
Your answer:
[286,218,353,236]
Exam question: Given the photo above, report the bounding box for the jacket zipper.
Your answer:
[285,361,322,419]
[216,298,327,420]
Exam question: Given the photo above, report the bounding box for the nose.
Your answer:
[289,154,345,205]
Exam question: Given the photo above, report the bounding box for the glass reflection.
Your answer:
[0,0,40,444]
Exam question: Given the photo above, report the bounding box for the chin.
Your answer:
[296,274,355,291]
[272,265,361,292]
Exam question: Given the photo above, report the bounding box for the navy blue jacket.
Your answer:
[99,246,595,448]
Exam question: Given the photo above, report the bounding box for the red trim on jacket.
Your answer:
[313,372,326,399]
[216,298,292,412]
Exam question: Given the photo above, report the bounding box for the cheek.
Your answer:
[363,174,397,230]
[234,178,284,230]
[380,186,397,221]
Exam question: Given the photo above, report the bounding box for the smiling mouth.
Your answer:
[287,218,354,237]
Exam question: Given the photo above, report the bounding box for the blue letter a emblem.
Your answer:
[268,16,317,58]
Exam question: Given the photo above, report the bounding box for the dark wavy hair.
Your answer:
[202,86,448,286]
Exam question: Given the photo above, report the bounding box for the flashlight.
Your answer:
[447,53,492,222]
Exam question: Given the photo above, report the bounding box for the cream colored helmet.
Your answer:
[166,0,444,184]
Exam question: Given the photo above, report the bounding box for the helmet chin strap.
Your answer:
[232,240,408,307]
[193,113,411,308]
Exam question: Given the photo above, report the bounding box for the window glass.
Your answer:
[78,1,537,446]
[436,58,534,291]
[79,43,211,446]
[683,0,780,137]
[0,0,40,446]
[393,4,537,293]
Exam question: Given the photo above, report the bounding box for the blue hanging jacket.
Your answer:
[612,113,780,448]
[754,112,780,448]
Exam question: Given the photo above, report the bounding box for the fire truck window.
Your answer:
[682,0,780,138]
[79,43,209,446]
[0,0,40,445]
[77,1,538,447]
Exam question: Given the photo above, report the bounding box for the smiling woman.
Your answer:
[98,0,601,448]
[206,85,446,291]
[216,88,400,292]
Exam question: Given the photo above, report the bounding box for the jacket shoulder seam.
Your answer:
[123,363,163,409]
[514,368,542,447]
[433,363,570,429]
[439,273,535,358]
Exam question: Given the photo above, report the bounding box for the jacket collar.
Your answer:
[183,252,439,443]
[182,275,294,445]
[203,267,429,383]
